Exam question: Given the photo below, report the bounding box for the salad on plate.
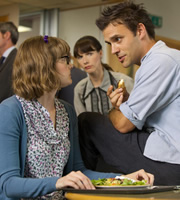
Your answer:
[91,176,148,187]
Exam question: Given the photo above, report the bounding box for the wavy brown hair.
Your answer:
[13,35,70,100]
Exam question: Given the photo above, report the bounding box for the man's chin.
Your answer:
[121,62,130,68]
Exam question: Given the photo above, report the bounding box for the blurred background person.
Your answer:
[73,35,134,116]
[0,21,19,103]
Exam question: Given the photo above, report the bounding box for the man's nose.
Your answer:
[111,44,120,55]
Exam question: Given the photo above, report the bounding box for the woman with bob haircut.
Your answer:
[0,35,153,199]
[73,35,134,116]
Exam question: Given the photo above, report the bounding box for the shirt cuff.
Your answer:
[120,102,144,130]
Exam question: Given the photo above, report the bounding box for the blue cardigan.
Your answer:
[0,96,118,199]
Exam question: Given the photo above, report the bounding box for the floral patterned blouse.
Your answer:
[17,96,70,200]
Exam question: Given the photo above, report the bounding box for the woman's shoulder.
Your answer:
[0,96,25,131]
[74,77,89,92]
[0,95,22,114]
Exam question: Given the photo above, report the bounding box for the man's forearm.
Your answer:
[108,108,135,133]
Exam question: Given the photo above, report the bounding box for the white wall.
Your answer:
[135,0,180,40]
[59,6,107,61]
[18,15,41,48]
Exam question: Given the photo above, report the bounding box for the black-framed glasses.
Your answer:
[60,55,71,65]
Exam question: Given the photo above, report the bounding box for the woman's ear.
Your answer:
[99,49,103,58]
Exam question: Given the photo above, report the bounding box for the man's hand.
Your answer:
[122,87,130,102]
[124,169,154,185]
[107,85,135,133]
[107,85,129,110]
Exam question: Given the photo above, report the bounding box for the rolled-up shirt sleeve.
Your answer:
[120,102,145,130]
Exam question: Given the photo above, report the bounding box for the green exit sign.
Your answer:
[149,14,163,28]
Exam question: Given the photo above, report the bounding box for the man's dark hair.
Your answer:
[0,22,19,44]
[96,1,155,39]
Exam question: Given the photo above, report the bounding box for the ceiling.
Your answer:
[0,0,122,14]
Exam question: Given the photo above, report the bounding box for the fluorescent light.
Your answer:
[18,25,32,32]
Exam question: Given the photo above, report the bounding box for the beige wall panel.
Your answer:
[0,4,19,27]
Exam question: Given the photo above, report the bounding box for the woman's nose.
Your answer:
[68,63,73,69]
[82,56,88,64]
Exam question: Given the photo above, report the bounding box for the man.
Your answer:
[78,1,180,185]
[0,22,19,103]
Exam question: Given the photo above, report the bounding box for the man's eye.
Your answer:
[116,37,121,42]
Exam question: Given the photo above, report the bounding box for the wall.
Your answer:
[18,14,41,47]
[135,0,180,41]
[0,4,20,47]
[59,6,107,62]
[0,4,19,27]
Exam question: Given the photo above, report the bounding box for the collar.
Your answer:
[84,68,112,98]
[141,40,165,63]
[3,46,16,58]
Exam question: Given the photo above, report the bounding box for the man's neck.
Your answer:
[138,38,156,65]
[0,42,14,56]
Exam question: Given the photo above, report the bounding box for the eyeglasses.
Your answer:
[60,56,71,65]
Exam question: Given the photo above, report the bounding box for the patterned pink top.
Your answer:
[17,96,70,199]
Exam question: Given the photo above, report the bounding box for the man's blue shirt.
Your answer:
[120,41,180,164]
